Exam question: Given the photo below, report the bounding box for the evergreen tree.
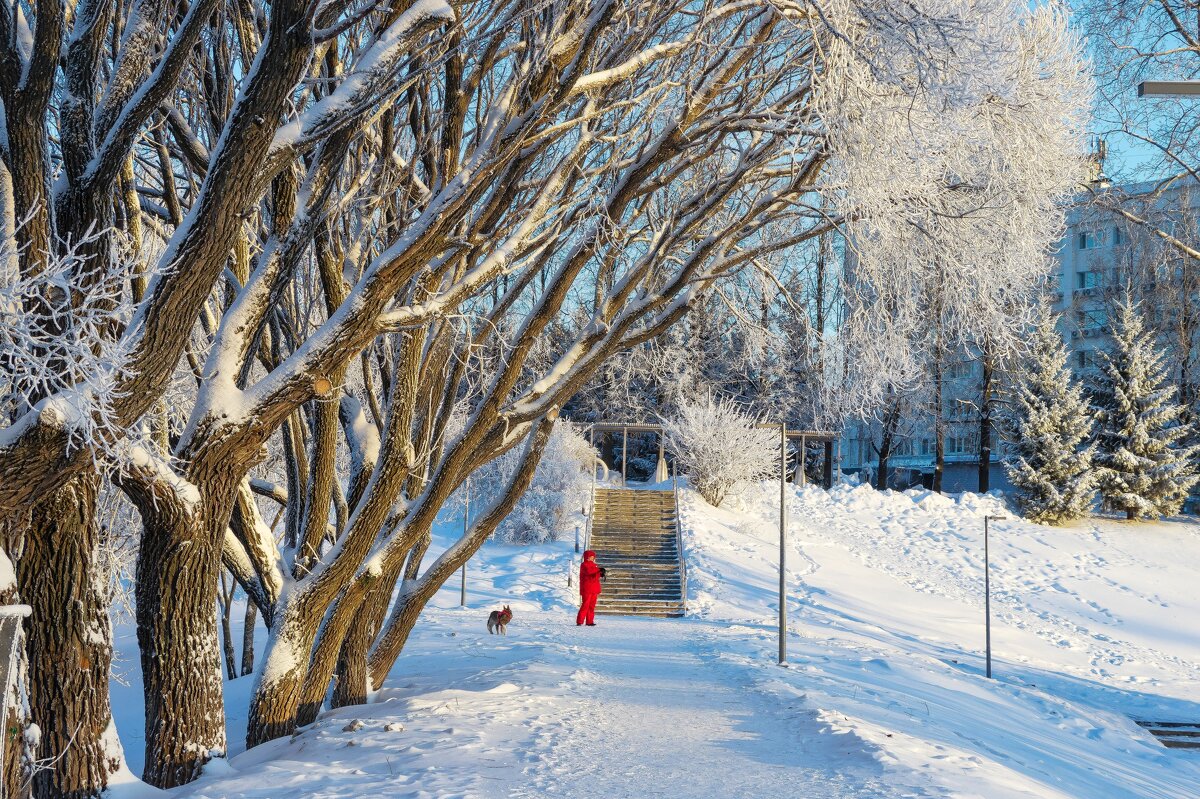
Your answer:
[1091,299,1199,520]
[1006,308,1098,524]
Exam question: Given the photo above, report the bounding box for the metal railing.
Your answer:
[583,453,599,553]
[673,462,688,614]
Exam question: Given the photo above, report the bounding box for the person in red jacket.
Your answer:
[576,550,603,626]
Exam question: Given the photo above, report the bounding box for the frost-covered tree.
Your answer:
[456,422,595,545]
[1092,300,1199,519]
[663,394,778,507]
[1006,309,1098,524]
[822,1,1089,416]
[0,0,1091,793]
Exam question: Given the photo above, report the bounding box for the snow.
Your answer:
[0,549,16,593]
[108,482,1200,798]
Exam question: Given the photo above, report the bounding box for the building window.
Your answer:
[1077,270,1101,290]
[1077,349,1097,369]
[1112,226,1123,245]
[1078,308,1106,329]
[946,362,973,380]
[948,434,975,455]
[1079,230,1107,250]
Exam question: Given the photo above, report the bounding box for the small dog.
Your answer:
[486,605,513,635]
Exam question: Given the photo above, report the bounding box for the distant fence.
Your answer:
[587,422,841,488]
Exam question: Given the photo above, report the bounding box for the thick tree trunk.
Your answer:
[245,601,321,746]
[368,593,426,690]
[331,574,397,710]
[19,472,120,799]
[133,490,229,788]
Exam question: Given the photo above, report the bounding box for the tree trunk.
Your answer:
[1,522,33,799]
[133,491,228,788]
[978,354,994,493]
[241,603,257,677]
[19,472,120,799]
[875,397,901,490]
[245,599,322,746]
[332,574,397,710]
[219,573,238,681]
[932,358,944,494]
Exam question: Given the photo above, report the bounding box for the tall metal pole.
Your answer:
[984,513,1003,676]
[779,423,788,665]
[984,514,991,678]
[460,479,470,607]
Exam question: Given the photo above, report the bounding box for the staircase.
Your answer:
[588,488,685,618]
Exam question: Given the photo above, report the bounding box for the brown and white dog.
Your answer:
[486,605,513,635]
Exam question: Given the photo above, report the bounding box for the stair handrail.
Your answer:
[672,461,687,614]
[584,453,599,553]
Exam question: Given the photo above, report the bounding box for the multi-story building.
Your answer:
[840,176,1200,493]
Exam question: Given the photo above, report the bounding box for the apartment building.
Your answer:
[840,178,1200,493]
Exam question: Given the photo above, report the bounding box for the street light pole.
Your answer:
[1137,80,1200,96]
[460,478,471,608]
[983,514,1007,678]
[779,423,788,666]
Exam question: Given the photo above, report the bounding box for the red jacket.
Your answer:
[580,553,603,596]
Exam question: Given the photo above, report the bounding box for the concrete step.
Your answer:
[590,487,686,618]
[595,605,685,616]
[601,588,682,596]
[592,556,681,563]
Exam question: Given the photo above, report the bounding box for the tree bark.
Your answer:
[242,603,257,676]
[1,520,33,799]
[19,472,120,799]
[875,397,901,490]
[932,357,945,494]
[131,485,230,788]
[219,572,238,681]
[978,353,994,493]
[331,572,398,710]
[244,599,322,745]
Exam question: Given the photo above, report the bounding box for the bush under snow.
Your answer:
[459,421,596,544]
[663,395,778,507]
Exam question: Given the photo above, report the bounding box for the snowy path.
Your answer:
[131,482,1200,799]
[513,616,909,799]
[160,609,921,799]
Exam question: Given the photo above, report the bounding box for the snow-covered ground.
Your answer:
[112,482,1200,798]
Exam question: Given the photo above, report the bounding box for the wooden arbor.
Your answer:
[587,422,841,487]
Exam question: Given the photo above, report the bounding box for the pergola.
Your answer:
[587,422,842,487]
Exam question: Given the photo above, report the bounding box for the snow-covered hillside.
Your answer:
[684,482,1200,798]
[133,482,1200,799]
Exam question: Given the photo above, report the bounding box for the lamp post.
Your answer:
[1137,80,1200,96]
[460,478,470,608]
[779,423,788,665]
[983,514,1007,678]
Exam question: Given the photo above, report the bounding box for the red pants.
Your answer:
[577,592,599,625]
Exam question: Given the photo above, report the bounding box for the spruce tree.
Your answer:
[1091,299,1199,520]
[1006,308,1098,524]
